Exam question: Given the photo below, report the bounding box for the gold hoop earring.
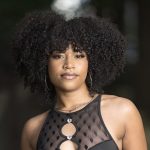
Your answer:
[45,74,49,91]
[89,72,93,88]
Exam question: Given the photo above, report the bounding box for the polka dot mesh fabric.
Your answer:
[37,95,118,150]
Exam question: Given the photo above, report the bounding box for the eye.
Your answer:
[51,54,64,59]
[75,52,86,59]
[75,54,85,58]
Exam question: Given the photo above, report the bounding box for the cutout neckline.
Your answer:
[53,94,101,115]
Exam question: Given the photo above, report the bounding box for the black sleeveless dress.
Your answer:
[37,95,119,150]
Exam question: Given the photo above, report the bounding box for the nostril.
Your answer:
[63,62,75,69]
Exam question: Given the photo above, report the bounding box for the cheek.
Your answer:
[78,61,88,76]
[48,62,61,80]
[48,60,62,72]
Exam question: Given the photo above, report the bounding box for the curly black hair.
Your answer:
[12,9,126,108]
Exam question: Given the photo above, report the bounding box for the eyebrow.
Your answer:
[50,50,86,54]
[50,50,65,55]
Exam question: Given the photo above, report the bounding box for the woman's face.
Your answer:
[48,44,88,92]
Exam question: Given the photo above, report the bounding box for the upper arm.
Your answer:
[20,111,49,150]
[21,119,34,150]
[122,99,147,150]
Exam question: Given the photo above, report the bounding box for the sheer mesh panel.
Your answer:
[37,95,118,150]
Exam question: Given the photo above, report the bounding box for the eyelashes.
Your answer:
[50,53,86,60]
[51,54,63,59]
[75,54,86,58]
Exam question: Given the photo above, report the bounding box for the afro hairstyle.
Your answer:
[12,9,127,108]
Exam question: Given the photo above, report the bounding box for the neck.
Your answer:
[55,86,95,109]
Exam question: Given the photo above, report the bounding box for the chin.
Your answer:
[57,82,86,92]
[60,85,80,92]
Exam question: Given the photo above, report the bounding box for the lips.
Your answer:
[61,73,78,80]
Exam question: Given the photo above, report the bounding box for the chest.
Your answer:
[37,97,119,150]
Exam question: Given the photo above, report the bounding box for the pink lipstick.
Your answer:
[61,73,78,80]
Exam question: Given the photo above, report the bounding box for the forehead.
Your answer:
[50,44,87,54]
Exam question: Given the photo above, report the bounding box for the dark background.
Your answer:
[0,0,150,149]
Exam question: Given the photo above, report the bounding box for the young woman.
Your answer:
[12,10,147,150]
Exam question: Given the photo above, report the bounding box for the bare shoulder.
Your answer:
[21,111,49,150]
[101,94,143,127]
[100,94,139,136]
[101,94,147,150]
[101,94,139,117]
[23,110,49,132]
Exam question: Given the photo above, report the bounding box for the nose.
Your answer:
[63,55,75,69]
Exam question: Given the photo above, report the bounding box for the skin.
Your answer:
[21,45,147,150]
[47,44,91,108]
